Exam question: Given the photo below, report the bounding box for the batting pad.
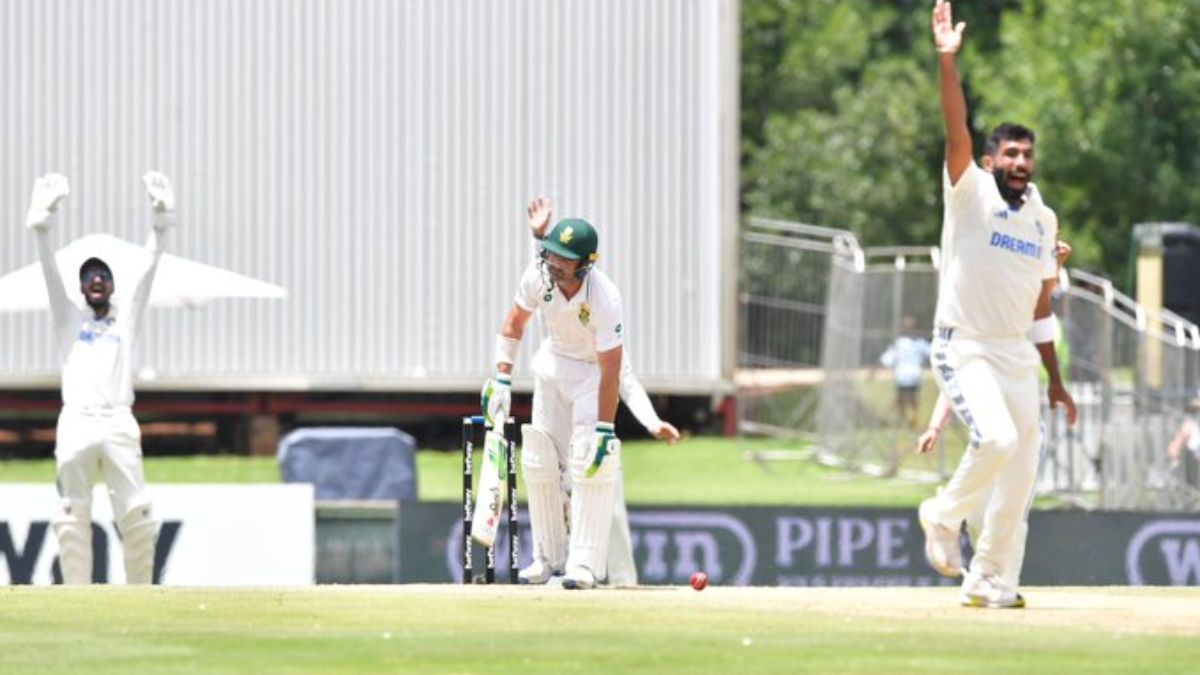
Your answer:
[470,430,508,548]
[604,470,638,586]
[567,435,620,575]
[521,424,568,569]
[117,503,161,585]
[52,498,93,585]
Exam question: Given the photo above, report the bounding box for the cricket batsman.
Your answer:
[920,0,1077,608]
[482,210,627,590]
[26,171,176,584]
[520,197,680,587]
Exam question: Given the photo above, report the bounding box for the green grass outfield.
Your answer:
[0,437,942,508]
[0,586,1196,674]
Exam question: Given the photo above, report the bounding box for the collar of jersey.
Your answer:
[552,275,590,305]
[83,299,120,323]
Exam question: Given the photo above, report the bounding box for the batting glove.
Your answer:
[25,173,70,229]
[142,171,176,213]
[481,373,511,428]
[585,422,617,478]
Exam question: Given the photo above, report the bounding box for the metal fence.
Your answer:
[1050,270,1200,511]
[738,217,1200,512]
[736,218,858,440]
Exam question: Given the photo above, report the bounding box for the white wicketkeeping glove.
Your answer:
[142,171,176,213]
[480,373,512,428]
[25,173,70,229]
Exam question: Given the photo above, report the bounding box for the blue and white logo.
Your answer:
[989,231,1042,260]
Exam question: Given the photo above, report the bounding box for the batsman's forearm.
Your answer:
[1035,341,1064,385]
[598,373,620,424]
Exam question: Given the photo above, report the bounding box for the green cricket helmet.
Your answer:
[541,218,600,277]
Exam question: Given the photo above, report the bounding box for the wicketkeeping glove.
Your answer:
[480,373,511,428]
[142,171,176,213]
[25,173,70,229]
[585,422,618,478]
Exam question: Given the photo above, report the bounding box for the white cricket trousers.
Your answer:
[53,406,156,584]
[927,328,1041,581]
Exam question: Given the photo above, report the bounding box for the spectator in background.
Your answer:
[1167,398,1200,471]
[880,315,931,430]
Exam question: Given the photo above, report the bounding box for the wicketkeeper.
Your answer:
[27,171,176,584]
[483,211,627,590]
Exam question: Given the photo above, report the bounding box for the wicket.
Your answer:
[461,415,519,584]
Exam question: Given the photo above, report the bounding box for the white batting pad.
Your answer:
[51,499,93,585]
[117,503,161,585]
[521,424,568,569]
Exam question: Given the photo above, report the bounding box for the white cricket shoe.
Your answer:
[959,571,1026,609]
[918,498,963,577]
[518,559,562,585]
[561,567,597,590]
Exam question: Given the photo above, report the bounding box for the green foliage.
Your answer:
[742,0,1200,284]
[970,0,1200,277]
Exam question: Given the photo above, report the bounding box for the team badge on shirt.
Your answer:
[579,303,591,327]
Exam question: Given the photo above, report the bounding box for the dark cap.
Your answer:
[79,257,113,282]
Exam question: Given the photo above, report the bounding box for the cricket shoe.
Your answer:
[518,559,562,585]
[959,571,1026,609]
[918,498,963,577]
[561,566,597,590]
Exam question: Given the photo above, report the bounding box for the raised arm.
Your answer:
[130,171,176,330]
[26,174,74,331]
[933,0,972,184]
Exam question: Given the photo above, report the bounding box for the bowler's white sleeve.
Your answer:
[1187,420,1200,453]
[942,162,986,223]
[593,292,624,353]
[514,262,542,311]
[619,358,663,434]
[34,228,74,340]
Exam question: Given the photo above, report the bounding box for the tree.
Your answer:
[970,0,1200,283]
[741,0,1200,285]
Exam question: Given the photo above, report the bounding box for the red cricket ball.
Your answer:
[690,571,708,591]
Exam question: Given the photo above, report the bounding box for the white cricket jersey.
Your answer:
[37,229,165,409]
[935,163,1058,340]
[514,261,624,362]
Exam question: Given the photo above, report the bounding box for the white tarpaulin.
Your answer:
[0,483,314,586]
[0,233,287,312]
